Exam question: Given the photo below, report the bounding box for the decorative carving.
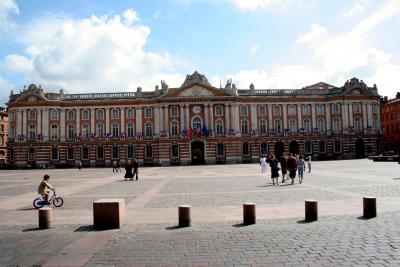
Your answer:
[179,86,214,97]
[344,78,367,89]
[250,83,255,93]
[181,71,211,87]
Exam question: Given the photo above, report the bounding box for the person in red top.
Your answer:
[286,153,298,185]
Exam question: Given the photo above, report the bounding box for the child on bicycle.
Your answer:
[38,174,55,203]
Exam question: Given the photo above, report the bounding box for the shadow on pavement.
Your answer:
[357,216,376,220]
[18,207,37,211]
[165,225,181,230]
[22,227,42,232]
[74,225,94,232]
[232,223,254,227]
[296,220,315,224]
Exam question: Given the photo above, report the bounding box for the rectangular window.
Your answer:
[215,105,223,116]
[217,143,224,156]
[319,141,326,153]
[67,147,74,160]
[304,141,311,154]
[260,143,268,155]
[51,147,58,160]
[112,147,119,159]
[10,149,14,161]
[127,146,135,159]
[242,143,250,155]
[334,140,341,153]
[97,147,104,159]
[82,147,89,160]
[171,144,179,158]
[28,148,35,161]
[145,145,153,158]
[29,110,36,120]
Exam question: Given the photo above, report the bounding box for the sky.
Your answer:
[0,0,399,106]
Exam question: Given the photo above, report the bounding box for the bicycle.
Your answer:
[33,190,64,209]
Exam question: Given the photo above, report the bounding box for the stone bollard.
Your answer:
[243,203,256,225]
[178,205,191,227]
[363,196,377,218]
[93,199,125,229]
[38,207,52,229]
[305,200,318,222]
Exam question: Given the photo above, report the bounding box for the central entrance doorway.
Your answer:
[191,140,205,165]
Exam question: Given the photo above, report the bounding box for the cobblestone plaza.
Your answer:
[0,159,399,266]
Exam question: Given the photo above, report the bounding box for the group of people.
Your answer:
[260,153,311,186]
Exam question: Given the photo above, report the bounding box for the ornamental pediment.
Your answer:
[170,85,228,98]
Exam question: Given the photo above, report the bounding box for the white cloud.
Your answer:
[249,43,259,56]
[0,0,19,31]
[0,76,13,105]
[343,0,368,17]
[4,9,186,93]
[232,0,307,12]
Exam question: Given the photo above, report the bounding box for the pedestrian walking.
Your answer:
[280,154,288,183]
[124,160,134,180]
[305,154,312,172]
[260,155,267,173]
[112,161,118,173]
[117,161,121,172]
[269,154,280,186]
[133,158,139,180]
[78,161,82,170]
[297,155,306,184]
[287,153,298,185]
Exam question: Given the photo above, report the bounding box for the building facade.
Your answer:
[0,107,8,166]
[381,93,400,154]
[7,72,382,168]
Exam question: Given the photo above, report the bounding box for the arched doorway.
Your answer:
[289,141,299,155]
[355,138,365,158]
[274,141,284,160]
[191,141,205,165]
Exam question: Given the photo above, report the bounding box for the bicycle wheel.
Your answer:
[53,197,64,207]
[33,198,44,209]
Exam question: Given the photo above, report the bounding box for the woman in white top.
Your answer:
[260,155,267,173]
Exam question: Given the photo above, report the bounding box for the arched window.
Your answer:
[289,119,297,132]
[258,105,266,116]
[127,108,134,119]
[51,109,59,120]
[240,105,248,116]
[354,117,362,132]
[97,109,104,120]
[215,105,223,116]
[97,124,104,138]
[274,120,282,133]
[67,110,75,120]
[216,120,224,135]
[316,104,324,115]
[82,124,90,139]
[303,105,310,116]
[259,120,267,134]
[145,108,152,118]
[145,122,153,137]
[170,120,179,136]
[112,109,120,119]
[333,117,341,133]
[127,123,135,138]
[50,124,59,140]
[317,119,325,133]
[331,104,340,114]
[82,110,89,120]
[241,120,249,135]
[288,105,296,116]
[112,123,119,137]
[192,117,202,130]
[273,105,281,116]
[170,106,178,117]
[303,119,311,132]
[67,125,75,139]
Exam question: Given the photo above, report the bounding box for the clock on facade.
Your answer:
[192,105,201,113]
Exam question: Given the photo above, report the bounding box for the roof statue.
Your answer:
[249,83,255,94]
[344,78,367,89]
[181,71,211,87]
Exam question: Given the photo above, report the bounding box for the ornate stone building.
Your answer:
[0,107,8,166]
[7,72,382,168]
[381,92,400,153]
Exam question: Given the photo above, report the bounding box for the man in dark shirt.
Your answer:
[287,153,298,185]
[133,158,139,180]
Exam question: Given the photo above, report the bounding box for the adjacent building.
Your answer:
[0,107,8,166]
[7,72,382,167]
[381,92,400,154]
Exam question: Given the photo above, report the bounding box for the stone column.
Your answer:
[105,107,110,134]
[180,104,185,131]
[209,104,214,130]
[325,104,331,132]
[342,102,348,131]
[297,105,302,129]
[204,104,209,129]
[233,104,239,134]
[154,106,159,135]
[22,109,27,138]
[16,110,22,139]
[251,104,257,132]
[90,108,95,134]
[311,104,316,129]
[366,101,372,128]
[267,104,273,130]
[282,104,287,130]
[37,108,42,137]
[60,109,66,141]
[120,107,125,135]
[76,108,80,135]
[185,105,190,129]
[225,105,230,131]
[362,101,368,132]
[136,106,142,133]
[42,108,49,141]
[164,105,169,137]
[349,103,354,127]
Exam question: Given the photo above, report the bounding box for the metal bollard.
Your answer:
[178,205,191,227]
[363,196,376,218]
[305,200,318,222]
[243,203,256,225]
[38,207,52,229]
